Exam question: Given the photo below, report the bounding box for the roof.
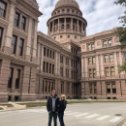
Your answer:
[24,0,39,9]
[55,0,79,9]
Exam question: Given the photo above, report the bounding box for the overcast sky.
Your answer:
[36,0,124,35]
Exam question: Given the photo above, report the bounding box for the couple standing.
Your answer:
[46,90,67,126]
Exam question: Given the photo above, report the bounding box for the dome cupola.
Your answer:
[47,0,87,43]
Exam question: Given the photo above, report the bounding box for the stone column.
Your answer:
[96,81,102,99]
[64,18,66,32]
[121,80,126,97]
[52,21,54,33]
[81,82,85,98]
[77,20,79,32]
[116,80,122,99]
[119,51,125,75]
[100,55,104,77]
[32,21,38,63]
[81,22,83,33]
[85,82,90,98]
[101,81,106,99]
[21,66,37,101]
[40,45,44,72]
[114,52,118,76]
[58,18,60,32]
[96,55,100,78]
[25,18,32,61]
[85,57,88,78]
[71,18,73,31]
[81,57,84,78]
[4,2,15,53]
[55,52,60,76]
[0,59,10,101]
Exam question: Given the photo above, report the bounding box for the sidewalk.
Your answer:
[0,99,126,112]
[118,119,126,126]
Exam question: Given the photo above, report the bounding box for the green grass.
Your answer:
[19,102,46,107]
[0,107,3,110]
[0,104,13,107]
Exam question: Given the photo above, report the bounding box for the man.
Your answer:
[46,90,59,126]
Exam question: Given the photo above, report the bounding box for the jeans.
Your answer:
[58,112,65,126]
[48,112,57,126]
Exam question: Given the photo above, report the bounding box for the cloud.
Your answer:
[36,0,124,35]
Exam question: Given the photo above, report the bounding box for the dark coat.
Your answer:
[46,96,59,112]
[57,100,67,113]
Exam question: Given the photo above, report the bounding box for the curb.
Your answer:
[117,118,126,126]
[0,106,45,112]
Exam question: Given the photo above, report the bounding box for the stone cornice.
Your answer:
[47,15,87,26]
[81,45,122,56]
[17,0,42,18]
[0,51,37,67]
[80,28,117,43]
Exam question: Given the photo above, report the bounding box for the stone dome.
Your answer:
[24,0,39,9]
[55,0,79,9]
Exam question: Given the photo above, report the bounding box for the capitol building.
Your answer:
[0,0,126,101]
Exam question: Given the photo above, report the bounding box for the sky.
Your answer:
[36,0,124,35]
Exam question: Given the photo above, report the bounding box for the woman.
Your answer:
[58,94,67,126]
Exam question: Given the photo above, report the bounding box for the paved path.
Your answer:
[0,103,126,126]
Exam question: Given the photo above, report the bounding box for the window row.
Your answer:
[0,0,7,18]
[14,12,27,31]
[87,38,112,51]
[88,68,96,78]
[11,35,24,56]
[8,67,22,89]
[44,47,55,59]
[53,8,81,16]
[71,47,78,54]
[41,79,55,93]
[88,56,96,65]
[89,82,97,94]
[104,66,115,77]
[43,61,55,74]
[106,82,116,94]
[88,82,116,94]
[104,54,114,63]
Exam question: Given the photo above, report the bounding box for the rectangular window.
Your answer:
[52,64,54,74]
[103,39,112,48]
[105,67,109,77]
[87,43,95,51]
[8,68,14,88]
[104,54,114,63]
[61,81,64,93]
[0,27,3,48]
[20,16,26,30]
[88,68,96,78]
[15,69,21,89]
[14,12,20,27]
[43,61,45,72]
[60,55,63,63]
[11,35,17,54]
[44,47,46,56]
[110,66,115,76]
[89,69,92,78]
[60,67,63,77]
[52,51,55,59]
[88,56,95,65]
[18,38,24,56]
[0,0,7,17]
[112,88,116,94]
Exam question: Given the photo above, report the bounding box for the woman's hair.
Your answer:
[60,94,66,100]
